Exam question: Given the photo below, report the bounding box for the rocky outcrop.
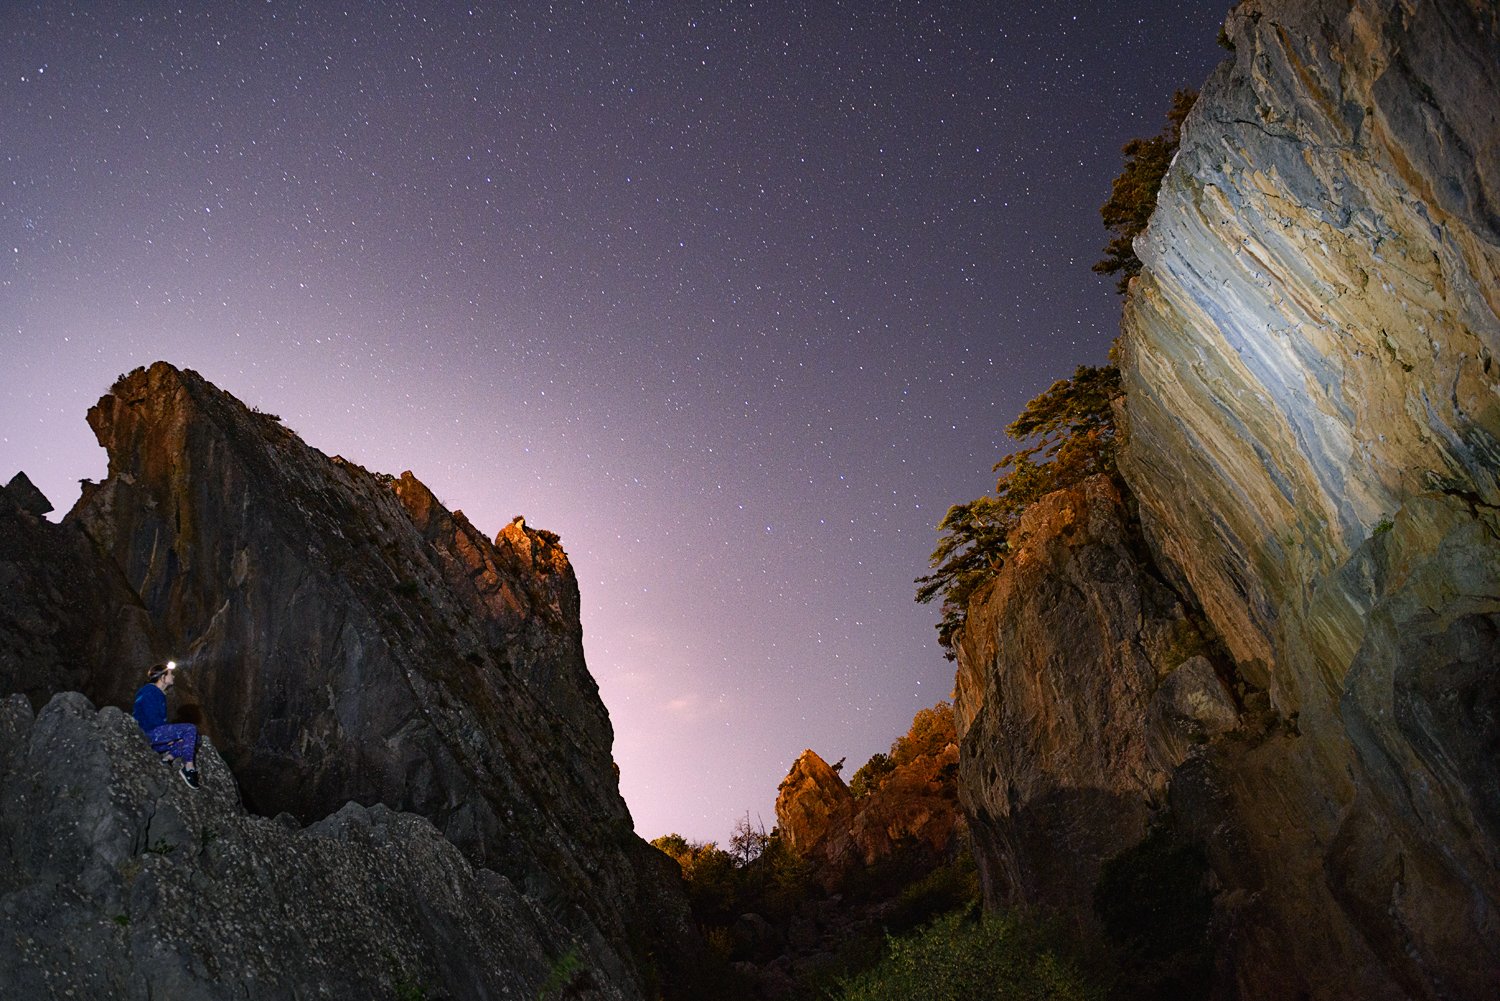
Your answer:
[0,691,622,1000]
[775,750,855,862]
[952,0,1500,998]
[1119,0,1500,997]
[954,476,1239,914]
[775,741,964,874]
[0,477,160,711]
[847,742,962,866]
[1,362,694,997]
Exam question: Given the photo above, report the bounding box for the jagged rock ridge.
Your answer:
[775,741,963,875]
[1,362,693,998]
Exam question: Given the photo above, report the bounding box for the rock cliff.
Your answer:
[0,691,626,1000]
[957,1,1499,999]
[1,362,693,998]
[1121,0,1499,996]
[954,477,1239,915]
[0,475,160,711]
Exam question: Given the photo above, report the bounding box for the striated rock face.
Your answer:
[1,362,693,997]
[954,476,1237,914]
[1107,0,1499,996]
[0,692,625,1000]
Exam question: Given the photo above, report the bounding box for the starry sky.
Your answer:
[1,2,1227,843]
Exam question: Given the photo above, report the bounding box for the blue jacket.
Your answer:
[132,684,166,733]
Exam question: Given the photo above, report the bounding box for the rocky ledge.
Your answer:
[0,691,622,1000]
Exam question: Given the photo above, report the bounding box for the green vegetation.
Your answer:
[849,752,893,798]
[1093,89,1197,293]
[536,946,583,1000]
[916,365,1122,658]
[393,979,429,1001]
[851,701,956,797]
[830,910,1103,1001]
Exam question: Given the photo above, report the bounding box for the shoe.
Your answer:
[161,753,175,766]
[179,766,200,790]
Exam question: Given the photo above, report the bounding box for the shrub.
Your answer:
[831,910,1103,1001]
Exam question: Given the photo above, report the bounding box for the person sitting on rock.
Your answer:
[132,662,201,789]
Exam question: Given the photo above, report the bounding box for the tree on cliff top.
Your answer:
[1093,89,1197,293]
[916,364,1121,658]
[850,701,958,797]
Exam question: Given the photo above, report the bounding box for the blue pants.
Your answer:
[147,723,199,764]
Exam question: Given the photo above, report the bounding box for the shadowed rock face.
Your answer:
[0,692,627,1001]
[2,361,693,997]
[0,478,160,710]
[1107,0,1498,996]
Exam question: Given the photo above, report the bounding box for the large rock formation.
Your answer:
[1,362,693,998]
[954,476,1240,914]
[959,2,1499,1000]
[775,737,964,874]
[775,750,856,862]
[1120,0,1499,997]
[0,691,625,1000]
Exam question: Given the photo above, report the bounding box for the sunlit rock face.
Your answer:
[8,361,692,998]
[846,741,963,865]
[1116,0,1500,995]
[954,477,1234,916]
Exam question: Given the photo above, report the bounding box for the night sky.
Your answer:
[2,2,1227,843]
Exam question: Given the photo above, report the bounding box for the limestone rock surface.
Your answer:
[1108,0,1500,995]
[0,692,624,1000]
[954,476,1234,913]
[1,362,694,997]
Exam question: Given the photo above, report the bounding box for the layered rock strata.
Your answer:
[1118,0,1500,997]
[0,692,625,1000]
[2,362,692,997]
[955,0,1500,998]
